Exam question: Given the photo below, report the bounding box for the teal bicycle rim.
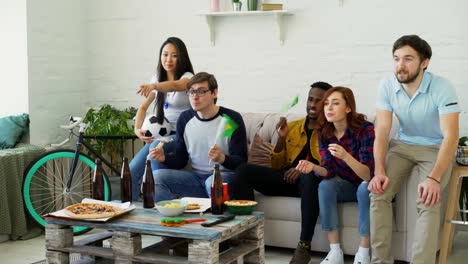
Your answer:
[23,151,110,234]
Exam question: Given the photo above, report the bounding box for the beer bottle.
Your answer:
[211,164,224,215]
[92,159,105,200]
[142,160,155,208]
[120,157,132,203]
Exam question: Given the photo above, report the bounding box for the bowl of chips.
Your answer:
[224,200,258,215]
[155,200,187,217]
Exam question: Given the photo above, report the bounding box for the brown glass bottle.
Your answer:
[211,164,224,215]
[92,159,105,200]
[120,157,132,203]
[142,160,155,208]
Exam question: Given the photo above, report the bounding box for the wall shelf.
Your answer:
[199,10,293,46]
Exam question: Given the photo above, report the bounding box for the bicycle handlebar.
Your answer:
[60,116,83,130]
[53,116,137,148]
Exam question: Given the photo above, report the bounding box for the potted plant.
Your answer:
[83,104,137,171]
[247,0,258,11]
[232,0,242,11]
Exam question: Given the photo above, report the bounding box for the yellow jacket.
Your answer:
[270,117,321,169]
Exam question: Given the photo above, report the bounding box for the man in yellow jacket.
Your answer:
[234,81,332,264]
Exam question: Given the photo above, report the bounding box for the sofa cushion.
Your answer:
[248,133,274,167]
[0,113,29,149]
[241,112,303,146]
[241,113,280,145]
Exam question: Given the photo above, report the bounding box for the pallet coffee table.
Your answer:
[45,209,265,264]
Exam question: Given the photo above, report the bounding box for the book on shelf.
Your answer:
[261,3,283,11]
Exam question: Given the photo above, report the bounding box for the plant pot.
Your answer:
[247,0,258,11]
[232,2,242,11]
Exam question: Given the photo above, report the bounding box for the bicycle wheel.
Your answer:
[22,149,112,235]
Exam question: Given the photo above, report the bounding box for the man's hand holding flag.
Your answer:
[209,114,239,164]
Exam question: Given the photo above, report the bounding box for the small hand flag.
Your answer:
[281,95,299,113]
[215,114,239,143]
[220,114,239,138]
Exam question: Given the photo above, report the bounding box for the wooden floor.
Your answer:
[2,229,468,264]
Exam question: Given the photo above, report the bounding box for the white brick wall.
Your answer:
[0,0,28,117]
[27,0,468,144]
[27,0,88,144]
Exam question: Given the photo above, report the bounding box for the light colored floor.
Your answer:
[0,230,467,263]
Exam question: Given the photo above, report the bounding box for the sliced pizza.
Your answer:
[186,203,201,210]
[64,203,122,219]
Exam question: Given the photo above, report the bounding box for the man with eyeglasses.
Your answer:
[149,72,248,201]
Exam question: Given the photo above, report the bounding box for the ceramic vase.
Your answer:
[232,2,242,11]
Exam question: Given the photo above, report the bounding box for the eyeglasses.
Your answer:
[187,89,211,97]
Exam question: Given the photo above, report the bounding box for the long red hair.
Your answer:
[317,86,367,140]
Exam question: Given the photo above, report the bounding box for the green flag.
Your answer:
[222,114,238,138]
[281,95,299,113]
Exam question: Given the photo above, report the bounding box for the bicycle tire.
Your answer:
[22,149,112,235]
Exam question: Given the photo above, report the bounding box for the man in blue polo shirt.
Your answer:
[368,35,460,264]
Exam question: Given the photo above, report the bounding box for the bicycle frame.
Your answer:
[65,123,136,191]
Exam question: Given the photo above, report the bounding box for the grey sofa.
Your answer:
[240,112,450,262]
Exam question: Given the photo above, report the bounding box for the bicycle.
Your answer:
[22,116,136,235]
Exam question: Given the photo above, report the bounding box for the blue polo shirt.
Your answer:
[376,71,460,145]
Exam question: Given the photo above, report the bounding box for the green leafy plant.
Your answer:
[459,136,468,146]
[458,136,468,221]
[83,104,137,172]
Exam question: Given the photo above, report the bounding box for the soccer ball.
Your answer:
[141,115,172,138]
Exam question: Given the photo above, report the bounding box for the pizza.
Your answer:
[186,203,201,210]
[224,200,257,206]
[64,203,122,219]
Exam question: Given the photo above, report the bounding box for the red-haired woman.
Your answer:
[296,87,375,264]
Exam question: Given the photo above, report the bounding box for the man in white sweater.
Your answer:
[150,72,248,201]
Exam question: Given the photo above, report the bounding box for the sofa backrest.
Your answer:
[241,112,302,147]
[241,112,399,147]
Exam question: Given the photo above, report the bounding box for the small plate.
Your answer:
[181,197,211,213]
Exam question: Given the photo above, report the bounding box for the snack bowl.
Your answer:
[224,200,257,215]
[155,200,187,217]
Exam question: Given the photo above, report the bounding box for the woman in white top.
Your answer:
[131,37,194,201]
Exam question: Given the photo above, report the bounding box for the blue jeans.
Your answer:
[318,176,370,237]
[153,168,236,202]
[129,135,176,201]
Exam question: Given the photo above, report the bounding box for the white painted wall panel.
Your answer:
[27,0,88,144]
[0,0,28,117]
[26,0,468,143]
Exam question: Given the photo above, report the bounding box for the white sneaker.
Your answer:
[320,249,344,264]
[353,253,370,264]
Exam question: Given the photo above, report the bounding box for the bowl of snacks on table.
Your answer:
[224,200,258,215]
[155,200,187,217]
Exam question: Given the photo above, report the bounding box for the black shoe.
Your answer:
[290,244,311,264]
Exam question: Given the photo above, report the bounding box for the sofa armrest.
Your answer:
[0,144,46,239]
